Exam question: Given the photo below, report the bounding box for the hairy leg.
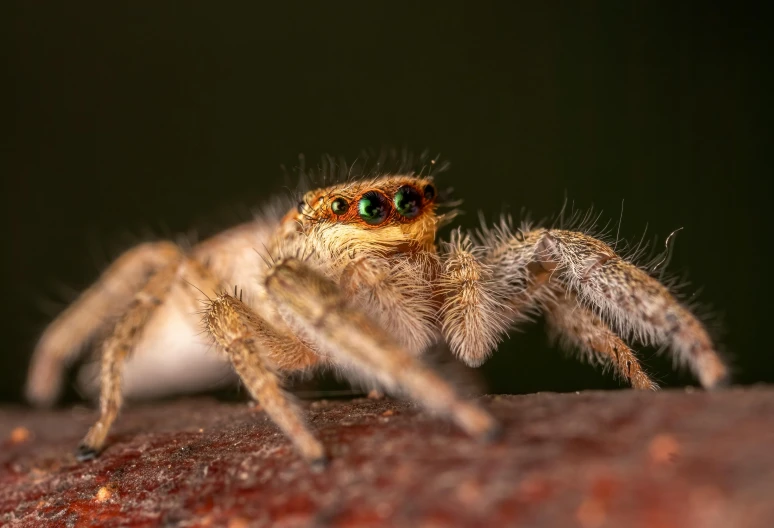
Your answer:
[205,293,325,465]
[450,220,726,388]
[340,252,438,355]
[468,218,727,388]
[77,260,182,459]
[543,290,658,390]
[533,229,728,388]
[438,230,546,367]
[27,241,181,406]
[265,257,499,440]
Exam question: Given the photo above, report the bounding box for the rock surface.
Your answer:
[1,388,773,527]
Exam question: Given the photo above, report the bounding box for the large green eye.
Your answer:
[358,191,389,225]
[394,185,422,218]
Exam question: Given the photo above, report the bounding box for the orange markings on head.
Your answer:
[289,176,438,229]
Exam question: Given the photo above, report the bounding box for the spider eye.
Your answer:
[394,185,422,219]
[331,197,349,216]
[423,184,436,201]
[358,191,389,225]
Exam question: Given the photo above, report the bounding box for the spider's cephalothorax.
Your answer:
[26,165,729,466]
[288,175,443,253]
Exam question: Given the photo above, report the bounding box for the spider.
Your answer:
[25,154,729,466]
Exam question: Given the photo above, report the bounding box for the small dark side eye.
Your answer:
[331,197,349,215]
[423,184,436,201]
[394,186,423,219]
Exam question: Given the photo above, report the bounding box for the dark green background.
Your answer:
[3,2,771,403]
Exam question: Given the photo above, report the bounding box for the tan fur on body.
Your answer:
[26,170,728,464]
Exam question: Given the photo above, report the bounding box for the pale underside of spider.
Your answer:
[26,159,729,465]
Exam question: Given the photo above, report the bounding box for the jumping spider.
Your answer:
[26,155,729,466]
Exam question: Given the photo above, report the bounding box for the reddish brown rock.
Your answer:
[1,388,773,527]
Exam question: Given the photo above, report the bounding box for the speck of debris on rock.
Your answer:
[227,517,250,528]
[95,486,112,502]
[648,433,680,464]
[8,426,32,444]
[576,495,606,528]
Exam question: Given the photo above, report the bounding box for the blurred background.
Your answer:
[3,2,771,404]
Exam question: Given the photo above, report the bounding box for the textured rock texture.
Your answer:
[1,388,773,527]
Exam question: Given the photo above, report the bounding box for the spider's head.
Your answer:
[284,175,448,253]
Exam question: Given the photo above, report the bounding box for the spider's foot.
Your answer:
[75,443,100,462]
[481,421,504,444]
[700,359,732,390]
[707,372,732,390]
[307,454,329,472]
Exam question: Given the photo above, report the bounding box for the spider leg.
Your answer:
[340,252,439,355]
[27,241,182,407]
[543,289,658,390]
[460,221,726,388]
[533,229,728,388]
[438,230,543,367]
[265,258,499,440]
[77,259,183,460]
[204,293,325,466]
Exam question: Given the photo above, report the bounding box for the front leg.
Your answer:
[438,229,548,367]
[265,258,499,440]
[340,253,438,356]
